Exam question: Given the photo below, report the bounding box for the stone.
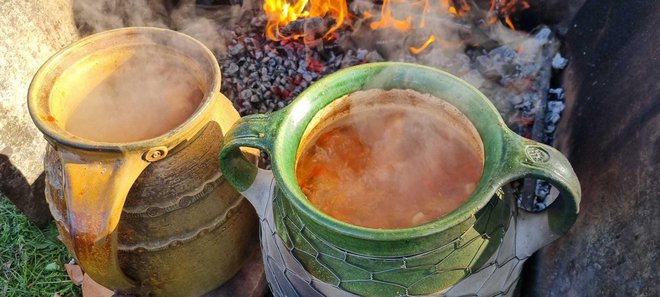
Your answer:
[524,0,660,296]
[0,0,79,226]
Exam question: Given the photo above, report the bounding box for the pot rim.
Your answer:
[27,27,220,153]
[267,62,511,251]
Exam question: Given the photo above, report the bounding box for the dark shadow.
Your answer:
[522,0,660,296]
[0,154,52,228]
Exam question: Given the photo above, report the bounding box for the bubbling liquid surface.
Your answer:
[296,89,484,229]
[61,49,204,143]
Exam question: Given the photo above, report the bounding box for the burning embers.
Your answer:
[221,0,559,141]
[263,0,530,53]
[263,0,348,42]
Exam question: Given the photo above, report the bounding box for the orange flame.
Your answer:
[369,0,413,32]
[442,0,470,17]
[409,35,436,54]
[262,0,530,53]
[368,0,470,33]
[487,0,530,30]
[263,0,349,41]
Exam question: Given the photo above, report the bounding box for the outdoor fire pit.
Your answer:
[0,0,656,296]
[69,1,578,295]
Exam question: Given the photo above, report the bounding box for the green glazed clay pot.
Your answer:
[220,62,580,296]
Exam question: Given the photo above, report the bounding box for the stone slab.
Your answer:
[0,0,79,226]
[523,0,660,296]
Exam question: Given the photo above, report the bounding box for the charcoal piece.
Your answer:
[225,63,239,75]
[365,51,384,62]
[267,58,277,68]
[356,48,368,60]
[240,89,253,99]
[278,18,326,40]
[229,43,245,56]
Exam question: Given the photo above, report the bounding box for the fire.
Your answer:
[487,0,530,30]
[442,0,470,17]
[409,35,436,54]
[365,0,470,33]
[263,0,530,53]
[263,0,348,41]
[369,0,412,32]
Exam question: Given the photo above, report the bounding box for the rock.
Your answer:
[0,0,79,226]
[524,0,660,296]
[0,153,51,227]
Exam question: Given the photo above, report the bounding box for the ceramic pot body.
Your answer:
[29,28,258,296]
[220,63,581,297]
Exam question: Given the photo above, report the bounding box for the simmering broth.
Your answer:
[296,89,484,229]
[55,48,203,143]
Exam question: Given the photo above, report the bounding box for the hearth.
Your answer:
[201,0,566,211]
[48,0,589,295]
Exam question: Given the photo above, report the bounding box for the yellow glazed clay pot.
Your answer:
[28,27,257,296]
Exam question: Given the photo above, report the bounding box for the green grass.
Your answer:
[0,195,81,297]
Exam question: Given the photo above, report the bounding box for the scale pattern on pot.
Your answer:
[254,175,533,297]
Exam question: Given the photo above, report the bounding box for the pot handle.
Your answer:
[58,149,150,291]
[219,112,281,218]
[500,132,581,257]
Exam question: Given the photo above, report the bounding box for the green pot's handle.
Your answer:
[219,112,282,216]
[500,131,581,256]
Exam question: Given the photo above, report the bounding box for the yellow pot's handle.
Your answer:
[58,149,150,290]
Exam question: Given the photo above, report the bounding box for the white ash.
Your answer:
[345,2,560,136]
[542,88,567,142]
[527,86,568,211]
[341,3,565,211]
[552,53,569,69]
[533,180,552,211]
